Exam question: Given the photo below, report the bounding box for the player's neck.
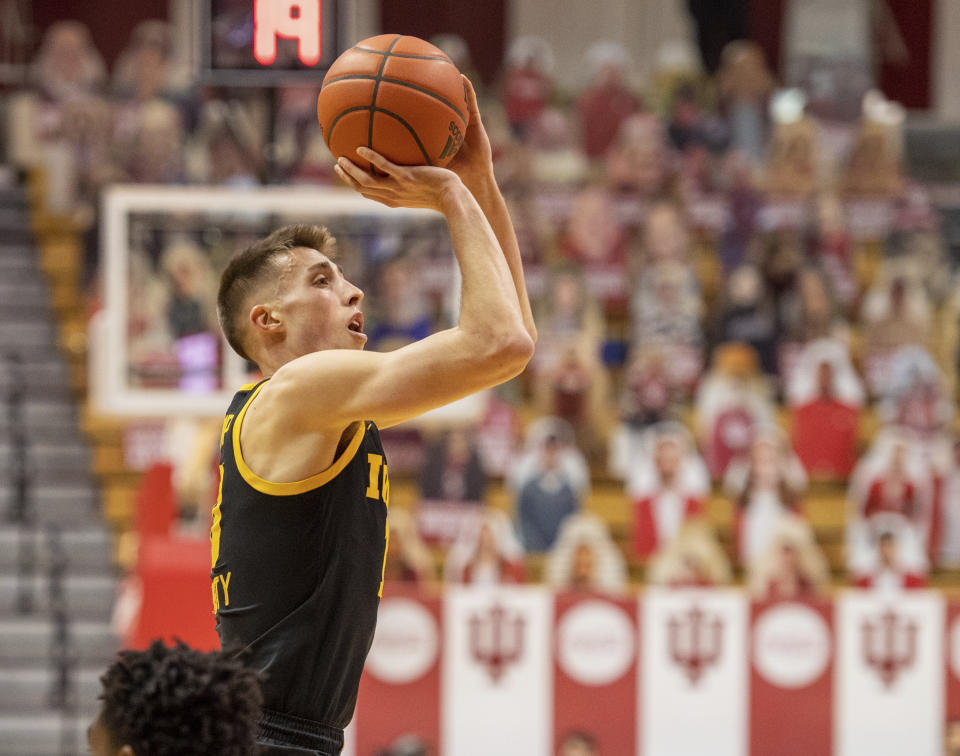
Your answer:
[256,340,336,377]
[255,343,298,378]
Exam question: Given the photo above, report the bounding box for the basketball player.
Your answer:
[88,640,263,756]
[211,77,536,755]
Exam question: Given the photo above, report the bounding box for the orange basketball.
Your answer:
[317,34,469,172]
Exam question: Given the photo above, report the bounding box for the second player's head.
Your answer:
[217,223,366,373]
[88,640,263,756]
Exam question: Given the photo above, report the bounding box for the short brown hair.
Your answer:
[217,224,335,360]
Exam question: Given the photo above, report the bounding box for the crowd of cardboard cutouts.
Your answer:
[8,21,958,599]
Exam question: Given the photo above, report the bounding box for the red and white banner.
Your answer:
[353,585,443,756]
[553,593,639,754]
[749,600,834,756]
[641,588,748,756]
[349,587,955,756]
[443,585,553,756]
[835,592,944,756]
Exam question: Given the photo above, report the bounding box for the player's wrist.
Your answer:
[436,174,471,214]
[461,167,499,201]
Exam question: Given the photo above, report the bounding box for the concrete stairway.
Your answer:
[0,174,117,755]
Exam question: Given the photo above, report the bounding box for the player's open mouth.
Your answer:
[347,313,365,338]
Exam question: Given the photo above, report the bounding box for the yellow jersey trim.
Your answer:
[232,381,367,496]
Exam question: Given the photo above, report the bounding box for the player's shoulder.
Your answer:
[227,379,267,414]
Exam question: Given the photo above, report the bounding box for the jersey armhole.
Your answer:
[231,382,367,496]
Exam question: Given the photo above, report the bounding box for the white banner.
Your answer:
[836,591,944,756]
[442,585,553,756]
[641,589,748,756]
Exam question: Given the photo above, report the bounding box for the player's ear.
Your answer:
[249,303,284,334]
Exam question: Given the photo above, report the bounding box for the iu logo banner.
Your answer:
[443,585,552,756]
[553,593,639,756]
[354,585,442,756]
[749,600,833,756]
[641,589,748,756]
[836,591,944,756]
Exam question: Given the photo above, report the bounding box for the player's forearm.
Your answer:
[460,172,537,343]
[439,182,533,362]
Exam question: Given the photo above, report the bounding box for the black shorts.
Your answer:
[257,709,343,756]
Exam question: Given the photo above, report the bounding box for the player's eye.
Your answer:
[313,277,328,287]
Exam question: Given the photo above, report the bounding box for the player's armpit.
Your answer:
[258,325,532,431]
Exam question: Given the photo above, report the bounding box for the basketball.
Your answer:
[317,34,469,172]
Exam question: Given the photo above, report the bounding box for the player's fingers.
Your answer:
[462,75,481,123]
[337,156,374,185]
[334,163,360,190]
[356,147,400,177]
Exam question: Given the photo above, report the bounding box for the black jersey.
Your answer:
[211,380,389,731]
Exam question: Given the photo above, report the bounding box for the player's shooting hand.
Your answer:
[444,76,495,191]
[334,147,464,211]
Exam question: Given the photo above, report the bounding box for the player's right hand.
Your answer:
[335,147,466,212]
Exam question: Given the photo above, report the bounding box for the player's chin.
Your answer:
[346,330,368,348]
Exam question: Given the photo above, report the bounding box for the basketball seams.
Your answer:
[320,34,465,168]
[372,107,432,165]
[367,35,403,162]
[325,106,371,152]
[353,45,454,66]
[321,75,466,122]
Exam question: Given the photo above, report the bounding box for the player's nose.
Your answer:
[344,280,363,306]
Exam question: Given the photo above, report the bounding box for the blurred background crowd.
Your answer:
[2,0,960,607]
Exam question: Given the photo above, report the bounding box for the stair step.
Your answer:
[0,575,116,619]
[0,618,117,666]
[0,424,83,446]
[0,399,78,430]
[0,321,56,348]
[0,666,102,714]
[0,484,101,525]
[0,440,91,471]
[0,261,43,283]
[0,364,72,395]
[0,278,46,297]
[0,713,90,756]
[0,245,37,264]
[0,527,112,574]
[0,228,33,246]
[0,208,29,230]
[0,465,93,490]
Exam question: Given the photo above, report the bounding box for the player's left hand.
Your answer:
[444,76,495,192]
[335,147,463,212]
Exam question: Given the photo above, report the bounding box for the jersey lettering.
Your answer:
[220,414,235,448]
[210,464,225,570]
[366,453,383,499]
[211,571,232,613]
[366,453,391,596]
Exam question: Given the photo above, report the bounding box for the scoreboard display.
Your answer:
[202,0,343,85]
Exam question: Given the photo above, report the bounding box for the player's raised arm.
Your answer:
[445,77,537,345]
[260,149,533,431]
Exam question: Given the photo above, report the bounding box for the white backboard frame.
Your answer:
[94,184,454,418]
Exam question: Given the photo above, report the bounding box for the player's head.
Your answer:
[88,640,263,756]
[217,223,365,370]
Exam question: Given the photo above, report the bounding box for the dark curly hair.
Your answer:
[99,640,263,756]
